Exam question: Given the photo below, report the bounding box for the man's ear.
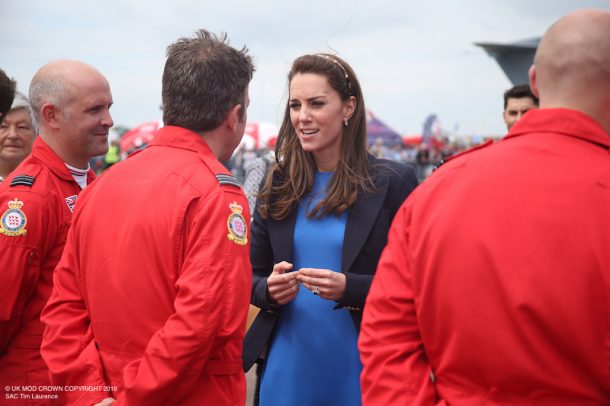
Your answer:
[41,103,62,130]
[226,104,243,132]
[528,65,539,98]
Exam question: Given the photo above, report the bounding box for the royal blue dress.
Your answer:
[260,171,362,406]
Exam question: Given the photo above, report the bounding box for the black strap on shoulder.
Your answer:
[9,175,36,188]
[216,174,241,188]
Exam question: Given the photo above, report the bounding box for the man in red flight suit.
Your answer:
[0,60,113,404]
[41,30,255,406]
[359,9,610,406]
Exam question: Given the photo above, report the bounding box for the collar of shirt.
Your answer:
[147,125,232,176]
[506,108,610,150]
[30,137,96,185]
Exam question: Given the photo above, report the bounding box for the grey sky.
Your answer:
[2,0,609,137]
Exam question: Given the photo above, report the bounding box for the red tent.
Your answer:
[403,134,423,146]
[120,121,278,152]
[120,121,160,152]
[402,134,444,148]
[242,122,278,149]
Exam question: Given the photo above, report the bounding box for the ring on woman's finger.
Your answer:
[312,286,320,295]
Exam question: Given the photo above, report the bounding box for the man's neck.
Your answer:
[39,131,89,169]
[197,129,225,161]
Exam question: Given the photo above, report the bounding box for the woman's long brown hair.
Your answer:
[258,53,374,220]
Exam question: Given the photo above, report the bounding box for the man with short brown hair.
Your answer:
[42,30,254,405]
[502,84,539,130]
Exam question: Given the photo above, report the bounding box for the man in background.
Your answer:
[0,60,113,404]
[502,83,539,130]
[42,30,254,405]
[0,68,16,123]
[360,9,610,405]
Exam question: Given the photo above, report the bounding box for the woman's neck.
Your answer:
[313,151,338,172]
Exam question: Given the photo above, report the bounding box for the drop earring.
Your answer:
[344,119,349,127]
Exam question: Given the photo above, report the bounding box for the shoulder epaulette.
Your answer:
[434,140,494,171]
[216,174,241,188]
[9,175,36,188]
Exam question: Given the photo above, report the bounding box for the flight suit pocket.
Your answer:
[0,247,40,320]
[0,247,40,352]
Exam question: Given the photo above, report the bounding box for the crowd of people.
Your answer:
[0,7,609,406]
[230,137,473,185]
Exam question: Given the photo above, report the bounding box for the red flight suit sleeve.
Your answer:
[358,203,437,405]
[0,191,55,350]
[41,223,110,405]
[115,190,250,405]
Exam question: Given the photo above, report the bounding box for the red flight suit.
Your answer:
[41,126,252,405]
[0,137,94,405]
[359,109,610,405]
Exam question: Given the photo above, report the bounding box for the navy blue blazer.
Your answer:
[243,157,418,371]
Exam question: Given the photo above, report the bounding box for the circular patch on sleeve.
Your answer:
[0,198,28,236]
[227,202,248,245]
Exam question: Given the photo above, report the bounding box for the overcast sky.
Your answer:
[2,0,609,137]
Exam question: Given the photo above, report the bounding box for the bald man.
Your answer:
[360,9,610,405]
[0,60,113,403]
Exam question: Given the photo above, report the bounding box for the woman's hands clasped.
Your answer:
[267,261,299,305]
[296,268,346,301]
[266,262,347,304]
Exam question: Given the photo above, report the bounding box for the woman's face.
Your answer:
[288,72,355,171]
[0,107,35,165]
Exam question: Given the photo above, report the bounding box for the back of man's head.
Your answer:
[29,64,70,127]
[531,9,610,132]
[0,68,16,121]
[162,29,255,132]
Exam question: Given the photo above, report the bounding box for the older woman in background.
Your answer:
[0,92,36,183]
[243,53,418,406]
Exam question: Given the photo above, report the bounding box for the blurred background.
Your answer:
[2,0,608,178]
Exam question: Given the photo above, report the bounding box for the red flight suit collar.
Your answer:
[506,108,610,149]
[147,125,232,175]
[30,136,96,184]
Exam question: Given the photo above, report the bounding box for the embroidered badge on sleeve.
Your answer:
[227,201,248,245]
[0,199,28,236]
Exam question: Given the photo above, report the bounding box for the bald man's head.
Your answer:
[531,9,610,130]
[27,60,113,168]
[29,60,108,124]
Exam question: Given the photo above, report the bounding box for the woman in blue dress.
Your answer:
[244,54,419,406]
